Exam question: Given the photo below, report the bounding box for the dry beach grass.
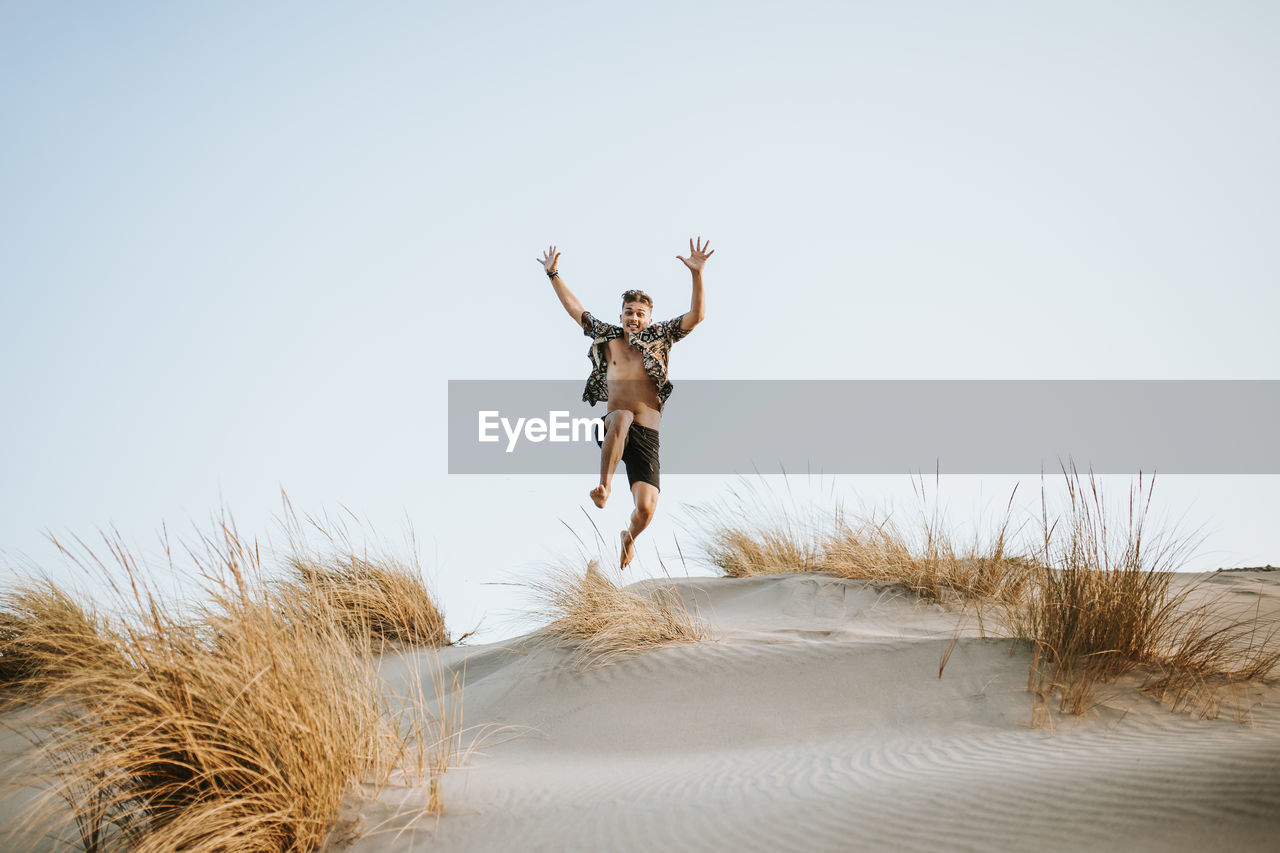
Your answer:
[281,551,451,650]
[526,559,709,669]
[692,481,1032,607]
[1016,474,1280,724]
[689,472,1280,724]
[0,516,461,853]
[0,580,124,703]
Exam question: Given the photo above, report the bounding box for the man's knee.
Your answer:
[608,410,634,434]
[634,488,658,519]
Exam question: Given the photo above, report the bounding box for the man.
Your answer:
[537,238,712,569]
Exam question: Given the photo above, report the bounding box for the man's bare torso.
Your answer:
[605,337,662,429]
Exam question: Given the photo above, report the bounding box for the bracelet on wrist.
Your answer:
[547,269,560,279]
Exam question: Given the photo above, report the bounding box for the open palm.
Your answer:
[537,245,560,274]
[676,237,714,271]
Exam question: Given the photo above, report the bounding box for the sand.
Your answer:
[341,570,1280,852]
[4,571,1278,852]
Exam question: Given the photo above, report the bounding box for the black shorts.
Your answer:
[596,421,660,491]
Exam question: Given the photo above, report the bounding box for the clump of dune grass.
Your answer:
[528,560,708,668]
[1016,471,1191,723]
[703,524,823,577]
[281,552,450,650]
[1141,597,1280,718]
[684,478,831,577]
[0,579,125,702]
[1017,469,1279,725]
[689,477,1035,610]
[821,510,1034,609]
[694,513,826,578]
[273,496,452,650]
[688,473,1278,725]
[6,517,462,853]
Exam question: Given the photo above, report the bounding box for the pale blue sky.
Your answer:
[2,1,1277,641]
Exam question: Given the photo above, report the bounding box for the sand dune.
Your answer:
[349,571,1280,853]
[4,571,1277,852]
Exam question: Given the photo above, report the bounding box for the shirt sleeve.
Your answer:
[581,310,617,338]
[656,313,693,343]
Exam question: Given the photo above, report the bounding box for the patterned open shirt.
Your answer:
[580,310,692,410]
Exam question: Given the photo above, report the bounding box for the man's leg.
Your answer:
[620,481,658,569]
[591,410,633,508]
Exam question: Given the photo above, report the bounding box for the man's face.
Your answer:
[620,301,651,335]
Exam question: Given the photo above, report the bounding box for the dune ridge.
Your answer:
[343,571,1280,853]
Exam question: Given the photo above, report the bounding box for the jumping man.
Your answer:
[537,238,712,569]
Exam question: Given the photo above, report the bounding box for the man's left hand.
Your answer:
[676,237,714,272]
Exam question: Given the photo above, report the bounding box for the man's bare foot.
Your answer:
[620,530,636,570]
[590,484,609,509]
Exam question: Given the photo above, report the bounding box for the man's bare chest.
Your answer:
[606,337,649,368]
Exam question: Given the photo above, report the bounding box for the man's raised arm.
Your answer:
[676,236,713,331]
[537,245,587,327]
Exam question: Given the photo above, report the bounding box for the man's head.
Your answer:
[620,289,653,334]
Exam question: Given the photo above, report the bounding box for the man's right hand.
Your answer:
[540,245,586,324]
[537,245,560,276]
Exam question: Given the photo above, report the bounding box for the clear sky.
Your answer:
[2,1,1277,642]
